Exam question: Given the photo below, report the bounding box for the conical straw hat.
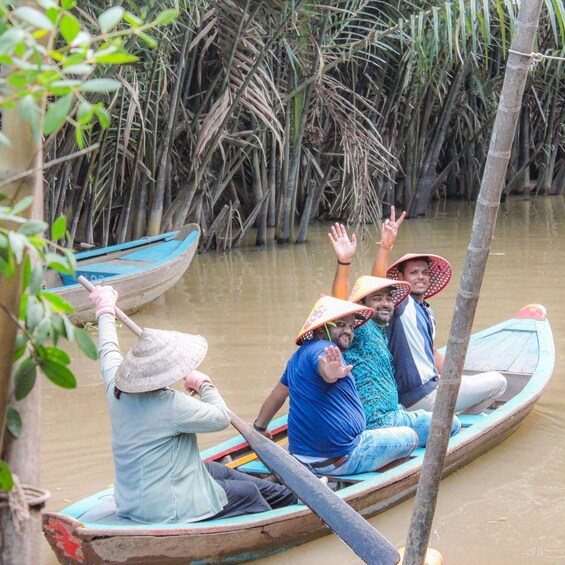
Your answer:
[386,253,452,299]
[295,295,374,345]
[115,328,208,393]
[348,275,411,306]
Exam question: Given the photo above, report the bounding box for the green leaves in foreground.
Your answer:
[0,461,13,492]
[0,2,178,146]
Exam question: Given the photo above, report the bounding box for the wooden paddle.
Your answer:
[78,275,400,565]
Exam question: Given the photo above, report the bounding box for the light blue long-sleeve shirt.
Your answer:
[97,314,231,523]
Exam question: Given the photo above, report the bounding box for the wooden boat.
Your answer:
[44,224,200,325]
[43,304,554,564]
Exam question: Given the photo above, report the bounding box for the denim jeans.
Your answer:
[381,408,461,447]
[313,427,418,476]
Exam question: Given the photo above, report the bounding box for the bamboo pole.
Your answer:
[403,0,545,562]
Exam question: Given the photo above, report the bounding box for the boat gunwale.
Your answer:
[42,310,555,551]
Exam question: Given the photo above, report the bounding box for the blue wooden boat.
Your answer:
[43,305,554,564]
[44,224,200,325]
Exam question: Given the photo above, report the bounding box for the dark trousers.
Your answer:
[204,461,297,519]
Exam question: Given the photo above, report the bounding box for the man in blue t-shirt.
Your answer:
[254,295,417,476]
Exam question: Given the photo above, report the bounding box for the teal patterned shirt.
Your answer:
[344,319,401,429]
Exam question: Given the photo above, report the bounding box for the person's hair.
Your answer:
[397,256,431,274]
[114,386,123,400]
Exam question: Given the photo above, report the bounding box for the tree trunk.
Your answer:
[518,105,531,196]
[0,23,45,559]
[403,1,545,563]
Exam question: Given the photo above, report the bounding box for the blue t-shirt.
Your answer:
[280,339,365,458]
[344,320,400,429]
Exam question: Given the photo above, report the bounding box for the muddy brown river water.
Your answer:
[42,196,565,564]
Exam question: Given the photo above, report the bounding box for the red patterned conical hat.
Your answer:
[386,253,452,299]
[295,295,374,345]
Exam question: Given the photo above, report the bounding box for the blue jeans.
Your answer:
[380,408,461,447]
[313,427,418,476]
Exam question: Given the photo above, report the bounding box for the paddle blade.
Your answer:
[229,412,399,565]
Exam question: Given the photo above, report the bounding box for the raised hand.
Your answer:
[328,223,357,264]
[318,345,353,383]
[184,370,212,394]
[380,205,406,251]
[89,285,118,318]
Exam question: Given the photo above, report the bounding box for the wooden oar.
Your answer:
[78,275,400,565]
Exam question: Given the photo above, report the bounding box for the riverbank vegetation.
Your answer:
[42,0,565,251]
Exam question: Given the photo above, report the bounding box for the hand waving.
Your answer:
[380,206,406,251]
[328,223,357,263]
[318,345,353,383]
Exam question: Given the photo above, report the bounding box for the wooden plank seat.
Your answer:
[457,413,489,428]
[235,458,382,483]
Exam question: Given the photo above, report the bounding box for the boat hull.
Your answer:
[43,306,555,564]
[47,225,200,325]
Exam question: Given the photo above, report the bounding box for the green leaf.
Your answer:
[43,94,72,136]
[39,358,76,389]
[0,460,14,492]
[34,317,52,344]
[94,105,110,128]
[70,31,91,47]
[154,9,178,26]
[26,296,44,331]
[64,64,93,75]
[28,264,44,294]
[8,231,26,263]
[98,6,124,33]
[22,253,32,290]
[77,101,93,123]
[60,13,80,43]
[44,252,74,275]
[40,291,74,313]
[137,32,157,48]
[75,328,98,360]
[0,28,25,55]
[43,346,71,365]
[13,6,54,30]
[18,219,47,236]
[51,215,67,240]
[62,314,75,341]
[75,126,84,149]
[14,358,37,401]
[6,406,22,439]
[50,316,65,344]
[93,53,138,65]
[18,95,41,140]
[12,196,33,214]
[37,0,59,10]
[61,0,76,9]
[123,12,143,27]
[13,334,28,362]
[79,78,121,93]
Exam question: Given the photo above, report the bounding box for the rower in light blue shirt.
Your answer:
[90,285,296,524]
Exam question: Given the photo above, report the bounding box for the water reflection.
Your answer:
[42,196,565,564]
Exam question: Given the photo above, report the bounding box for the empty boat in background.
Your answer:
[44,224,200,325]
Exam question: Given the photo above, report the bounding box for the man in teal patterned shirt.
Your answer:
[328,221,460,446]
